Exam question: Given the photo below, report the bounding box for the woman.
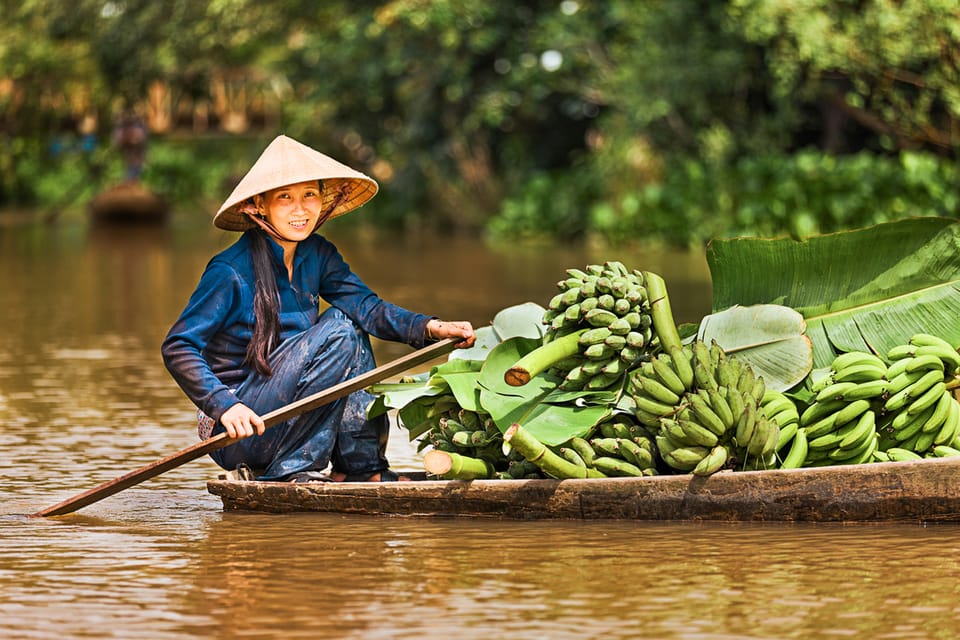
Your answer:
[162,135,475,482]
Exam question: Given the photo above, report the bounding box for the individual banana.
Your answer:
[815,381,860,402]
[692,445,728,476]
[579,327,613,347]
[905,381,947,416]
[667,346,695,391]
[933,396,960,446]
[618,438,654,469]
[884,356,914,380]
[651,354,687,396]
[707,388,735,430]
[662,445,711,471]
[768,407,800,430]
[632,393,677,418]
[832,399,872,427]
[884,368,944,412]
[829,432,877,464]
[803,412,840,440]
[676,418,720,448]
[914,345,960,371]
[779,427,808,469]
[905,353,946,374]
[831,350,886,373]
[631,373,681,405]
[688,341,718,390]
[800,399,847,427]
[592,456,645,477]
[569,437,596,467]
[837,409,876,451]
[909,333,960,370]
[688,392,728,436]
[887,343,918,361]
[885,369,926,395]
[892,403,936,443]
[747,415,779,457]
[559,446,587,468]
[886,447,923,462]
[590,437,623,457]
[761,391,797,419]
[920,389,953,434]
[775,420,799,451]
[734,401,758,447]
[932,444,960,457]
[833,363,887,383]
[841,379,889,401]
[715,357,741,390]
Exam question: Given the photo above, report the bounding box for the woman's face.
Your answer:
[257,180,323,242]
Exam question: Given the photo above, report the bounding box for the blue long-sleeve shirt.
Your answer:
[162,229,432,423]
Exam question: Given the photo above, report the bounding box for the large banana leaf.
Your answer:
[478,337,612,446]
[707,217,960,369]
[697,304,812,391]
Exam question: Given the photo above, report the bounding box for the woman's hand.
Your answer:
[426,319,476,348]
[219,403,266,439]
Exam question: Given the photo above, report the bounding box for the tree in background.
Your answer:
[1,0,957,243]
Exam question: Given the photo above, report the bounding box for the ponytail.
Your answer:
[244,229,281,376]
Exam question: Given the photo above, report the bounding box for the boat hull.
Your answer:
[206,456,960,522]
[88,181,168,225]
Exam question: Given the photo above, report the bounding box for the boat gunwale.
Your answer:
[206,455,960,523]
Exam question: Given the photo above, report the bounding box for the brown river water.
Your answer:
[2,216,959,639]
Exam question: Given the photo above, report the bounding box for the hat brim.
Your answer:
[213,135,379,232]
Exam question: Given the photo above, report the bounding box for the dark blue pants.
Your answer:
[210,308,389,480]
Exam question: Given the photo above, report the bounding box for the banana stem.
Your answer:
[504,423,606,479]
[504,329,587,386]
[423,450,495,479]
[643,271,683,353]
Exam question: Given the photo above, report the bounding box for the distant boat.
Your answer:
[88,181,168,225]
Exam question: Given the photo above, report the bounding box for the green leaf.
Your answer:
[707,217,960,368]
[449,326,500,362]
[476,336,609,445]
[441,371,482,413]
[491,302,547,340]
[697,304,813,391]
[367,381,447,418]
[449,302,547,362]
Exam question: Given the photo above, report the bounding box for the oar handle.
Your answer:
[32,338,459,517]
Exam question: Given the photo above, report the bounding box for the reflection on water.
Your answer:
[2,218,959,639]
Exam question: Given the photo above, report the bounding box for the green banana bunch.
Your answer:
[798,333,960,465]
[789,350,890,468]
[542,414,659,478]
[408,393,514,472]
[632,340,779,475]
[876,333,960,457]
[763,389,801,453]
[541,261,655,391]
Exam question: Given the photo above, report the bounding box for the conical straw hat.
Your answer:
[213,135,379,231]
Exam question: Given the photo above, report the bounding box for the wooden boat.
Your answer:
[207,455,960,523]
[88,181,168,225]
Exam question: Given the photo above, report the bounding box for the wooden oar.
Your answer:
[32,338,459,517]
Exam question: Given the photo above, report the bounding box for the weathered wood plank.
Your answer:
[206,456,960,522]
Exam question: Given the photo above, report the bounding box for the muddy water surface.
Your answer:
[1,218,958,639]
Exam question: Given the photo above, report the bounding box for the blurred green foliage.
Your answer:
[1,0,958,245]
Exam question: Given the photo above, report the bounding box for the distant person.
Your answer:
[161,135,475,483]
[112,112,148,181]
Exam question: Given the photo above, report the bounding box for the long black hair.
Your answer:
[244,227,281,377]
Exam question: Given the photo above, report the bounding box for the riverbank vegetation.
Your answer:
[2,1,958,245]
